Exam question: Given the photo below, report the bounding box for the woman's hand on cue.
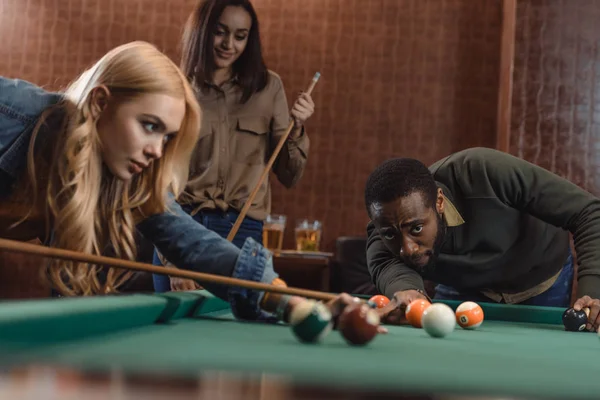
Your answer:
[290,92,314,134]
[170,277,201,292]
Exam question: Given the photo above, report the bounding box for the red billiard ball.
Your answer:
[338,303,380,346]
[368,295,390,309]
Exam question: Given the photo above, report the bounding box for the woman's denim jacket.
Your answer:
[0,76,278,321]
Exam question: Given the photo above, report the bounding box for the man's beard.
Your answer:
[403,212,447,273]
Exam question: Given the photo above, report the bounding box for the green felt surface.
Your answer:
[0,291,599,399]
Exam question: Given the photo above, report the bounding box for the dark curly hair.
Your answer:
[364,158,437,216]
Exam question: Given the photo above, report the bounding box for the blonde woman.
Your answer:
[0,41,363,325]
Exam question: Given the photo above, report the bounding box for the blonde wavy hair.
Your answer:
[20,41,201,296]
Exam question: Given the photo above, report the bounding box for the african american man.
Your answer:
[364,147,600,331]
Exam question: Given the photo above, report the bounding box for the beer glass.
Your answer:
[295,219,322,252]
[262,214,286,254]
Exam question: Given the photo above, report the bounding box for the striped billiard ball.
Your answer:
[405,299,431,328]
[289,300,333,343]
[455,301,484,329]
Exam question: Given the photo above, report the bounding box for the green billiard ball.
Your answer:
[289,300,333,343]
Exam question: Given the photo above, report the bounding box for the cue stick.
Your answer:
[226,72,321,242]
[0,237,337,302]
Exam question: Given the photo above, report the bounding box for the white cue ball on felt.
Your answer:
[421,303,456,338]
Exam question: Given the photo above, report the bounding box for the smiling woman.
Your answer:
[152,0,317,293]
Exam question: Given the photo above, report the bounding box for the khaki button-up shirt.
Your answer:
[179,71,310,221]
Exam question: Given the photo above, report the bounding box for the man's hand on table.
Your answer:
[573,295,600,332]
[377,289,429,325]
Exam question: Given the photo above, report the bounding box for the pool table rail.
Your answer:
[0,291,231,346]
[0,291,568,348]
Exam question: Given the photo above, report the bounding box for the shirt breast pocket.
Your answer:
[189,119,217,176]
[233,116,270,165]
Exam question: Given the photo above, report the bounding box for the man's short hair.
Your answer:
[364,157,438,216]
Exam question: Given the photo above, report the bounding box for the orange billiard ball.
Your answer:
[368,295,390,309]
[405,299,431,328]
[455,301,484,329]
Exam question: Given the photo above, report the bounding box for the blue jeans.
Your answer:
[152,206,264,293]
[434,250,574,307]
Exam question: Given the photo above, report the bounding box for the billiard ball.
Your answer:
[421,303,456,338]
[368,295,390,309]
[338,303,380,346]
[405,299,431,328]
[562,307,589,332]
[289,300,333,343]
[455,301,484,329]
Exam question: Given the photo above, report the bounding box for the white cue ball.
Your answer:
[421,303,456,338]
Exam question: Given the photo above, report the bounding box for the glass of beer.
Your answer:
[263,214,286,255]
[295,219,322,252]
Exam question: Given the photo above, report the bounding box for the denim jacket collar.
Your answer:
[0,77,62,180]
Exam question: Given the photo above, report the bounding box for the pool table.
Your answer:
[0,290,598,400]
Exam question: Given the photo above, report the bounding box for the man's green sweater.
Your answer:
[367,147,600,301]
